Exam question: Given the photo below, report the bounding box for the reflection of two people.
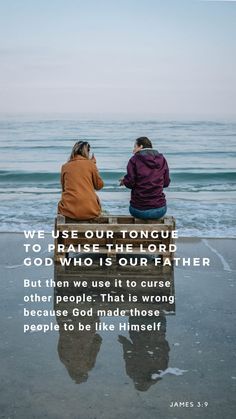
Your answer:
[55,286,172,391]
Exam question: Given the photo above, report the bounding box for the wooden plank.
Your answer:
[56,215,175,226]
[63,215,136,224]
[61,238,165,246]
[63,238,107,245]
[61,247,171,255]
[56,223,175,233]
[134,217,165,224]
[109,216,117,224]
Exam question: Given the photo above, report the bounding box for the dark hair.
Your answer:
[69,141,90,160]
[135,136,153,149]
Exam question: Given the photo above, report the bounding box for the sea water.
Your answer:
[0,115,235,237]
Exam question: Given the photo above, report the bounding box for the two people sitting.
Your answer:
[58,137,170,220]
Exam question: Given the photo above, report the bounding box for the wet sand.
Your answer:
[0,233,235,419]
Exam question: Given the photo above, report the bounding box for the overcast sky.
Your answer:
[0,0,235,118]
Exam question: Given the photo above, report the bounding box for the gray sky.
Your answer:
[0,0,236,118]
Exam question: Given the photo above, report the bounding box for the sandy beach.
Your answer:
[0,233,235,419]
[1,1,236,418]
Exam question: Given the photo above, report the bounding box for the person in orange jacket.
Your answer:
[58,141,104,220]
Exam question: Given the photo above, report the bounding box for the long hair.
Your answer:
[69,141,91,160]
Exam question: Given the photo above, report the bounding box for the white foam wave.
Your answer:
[203,239,232,272]
[151,368,188,379]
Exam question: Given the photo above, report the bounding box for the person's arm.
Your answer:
[92,165,104,190]
[163,159,171,188]
[122,159,136,189]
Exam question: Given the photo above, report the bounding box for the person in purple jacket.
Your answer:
[120,137,170,219]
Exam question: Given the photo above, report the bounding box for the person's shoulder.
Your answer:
[158,153,169,168]
[129,154,137,164]
[82,159,98,173]
[161,153,169,163]
[156,152,167,161]
[87,158,97,167]
[61,159,75,172]
[61,161,68,171]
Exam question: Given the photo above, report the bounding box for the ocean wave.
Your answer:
[0,170,60,182]
[0,196,235,237]
[1,185,236,196]
[0,169,236,183]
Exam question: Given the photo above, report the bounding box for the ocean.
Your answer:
[0,116,235,237]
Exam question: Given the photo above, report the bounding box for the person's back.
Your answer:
[120,137,170,219]
[58,141,104,220]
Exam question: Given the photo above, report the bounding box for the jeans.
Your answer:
[129,205,167,220]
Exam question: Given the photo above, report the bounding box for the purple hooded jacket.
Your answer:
[123,149,170,210]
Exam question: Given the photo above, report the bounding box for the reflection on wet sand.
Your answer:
[118,314,169,391]
[57,309,102,384]
[54,264,175,391]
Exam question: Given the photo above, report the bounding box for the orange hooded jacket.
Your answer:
[58,156,104,219]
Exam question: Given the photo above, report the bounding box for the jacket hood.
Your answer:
[136,148,164,169]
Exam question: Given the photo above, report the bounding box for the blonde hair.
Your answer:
[69,141,90,160]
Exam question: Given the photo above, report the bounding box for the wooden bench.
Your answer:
[54,214,176,268]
